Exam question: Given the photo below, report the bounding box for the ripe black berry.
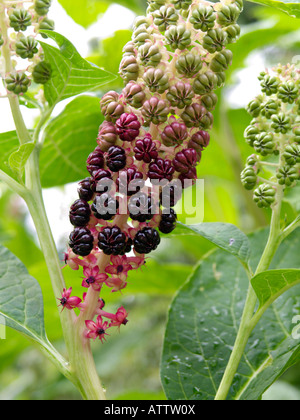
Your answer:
[91,193,119,221]
[98,226,127,255]
[116,167,144,196]
[91,169,112,193]
[69,199,91,227]
[106,146,126,172]
[133,227,161,254]
[128,192,157,222]
[78,177,94,201]
[69,227,94,256]
[134,135,158,163]
[159,209,177,234]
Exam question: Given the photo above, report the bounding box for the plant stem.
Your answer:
[214,186,284,400]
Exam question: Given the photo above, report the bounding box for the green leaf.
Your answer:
[39,31,116,106]
[8,143,34,181]
[251,269,300,309]
[161,229,300,400]
[246,0,300,19]
[0,131,21,180]
[174,222,251,263]
[0,244,47,344]
[39,95,103,188]
[58,0,145,28]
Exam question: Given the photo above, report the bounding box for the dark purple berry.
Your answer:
[148,158,175,183]
[69,227,94,256]
[161,121,188,147]
[128,192,157,222]
[133,227,161,254]
[159,208,177,234]
[86,146,104,175]
[78,177,94,201]
[98,226,127,255]
[134,135,158,163]
[188,130,210,159]
[91,193,119,221]
[116,113,141,142]
[91,169,112,193]
[116,167,144,196]
[173,148,198,174]
[106,146,126,172]
[69,199,91,227]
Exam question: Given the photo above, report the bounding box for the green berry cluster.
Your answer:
[104,0,243,149]
[241,64,300,208]
[0,1,54,95]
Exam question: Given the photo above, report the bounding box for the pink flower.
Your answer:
[98,306,129,328]
[85,316,109,342]
[58,288,81,311]
[82,265,108,291]
[105,255,133,276]
[105,276,127,292]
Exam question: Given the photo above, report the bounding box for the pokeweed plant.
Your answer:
[0,0,299,401]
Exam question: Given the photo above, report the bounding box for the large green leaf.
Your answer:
[58,0,145,28]
[40,95,103,188]
[0,131,21,180]
[39,31,116,107]
[247,0,300,18]
[173,222,251,264]
[251,269,300,309]
[0,245,47,344]
[161,229,300,400]
[8,143,34,181]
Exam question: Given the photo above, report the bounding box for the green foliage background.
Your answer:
[0,0,299,400]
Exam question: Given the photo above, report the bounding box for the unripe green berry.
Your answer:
[122,82,145,108]
[224,24,241,43]
[276,165,299,187]
[133,16,150,30]
[217,4,240,26]
[153,6,179,32]
[203,28,228,54]
[293,127,300,144]
[5,71,31,94]
[141,97,170,125]
[253,183,276,208]
[271,113,291,134]
[189,5,216,32]
[15,36,39,59]
[147,0,166,13]
[165,24,191,51]
[253,132,275,156]
[261,99,279,119]
[138,42,162,67]
[100,91,124,121]
[0,34,3,47]
[143,67,169,93]
[173,0,192,10]
[283,144,300,166]
[260,74,279,96]
[39,17,55,38]
[166,81,194,109]
[277,81,298,104]
[175,52,203,77]
[244,125,260,147]
[32,61,52,84]
[241,166,257,190]
[246,98,262,117]
[133,25,151,47]
[35,0,52,16]
[122,41,136,58]
[9,9,31,32]
[119,55,139,83]
[181,103,213,129]
[201,92,218,110]
[193,71,218,95]
[246,154,258,166]
[209,49,233,73]
[215,72,226,88]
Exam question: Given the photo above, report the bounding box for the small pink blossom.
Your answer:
[105,255,133,281]
[58,288,81,311]
[82,265,108,291]
[97,306,129,328]
[105,276,127,292]
[85,316,109,342]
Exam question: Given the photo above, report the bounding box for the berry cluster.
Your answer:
[65,0,243,342]
[0,1,54,95]
[241,64,300,208]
